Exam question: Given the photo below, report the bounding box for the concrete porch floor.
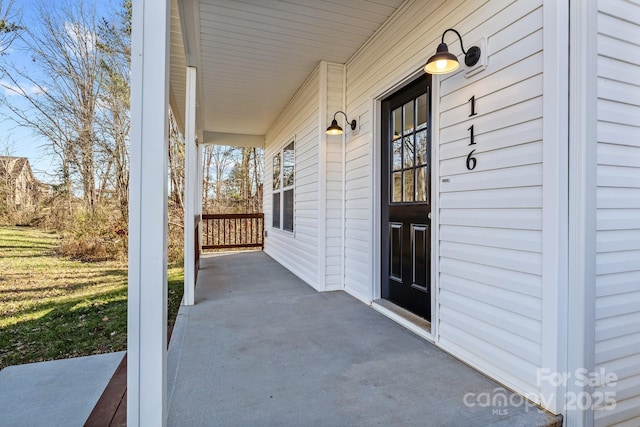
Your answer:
[167,251,562,427]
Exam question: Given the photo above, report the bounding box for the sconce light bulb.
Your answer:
[435,59,448,70]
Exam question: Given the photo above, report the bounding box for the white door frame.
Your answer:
[369,70,439,342]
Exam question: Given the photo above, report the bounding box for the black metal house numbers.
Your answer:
[466,96,477,170]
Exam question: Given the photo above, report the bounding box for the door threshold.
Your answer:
[372,299,433,342]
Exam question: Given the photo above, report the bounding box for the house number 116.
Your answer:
[466,96,477,170]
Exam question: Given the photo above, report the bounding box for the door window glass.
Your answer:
[390,95,430,204]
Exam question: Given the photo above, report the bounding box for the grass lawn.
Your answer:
[0,226,184,369]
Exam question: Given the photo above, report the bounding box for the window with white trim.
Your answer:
[272,141,294,231]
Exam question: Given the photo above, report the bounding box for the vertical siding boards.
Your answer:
[595,1,640,425]
[264,69,320,287]
[344,0,547,398]
[325,63,345,290]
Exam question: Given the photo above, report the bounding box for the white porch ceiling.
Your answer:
[170,0,406,140]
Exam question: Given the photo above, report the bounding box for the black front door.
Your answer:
[381,75,431,320]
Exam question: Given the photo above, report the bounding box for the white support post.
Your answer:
[184,66,197,306]
[128,0,170,425]
[197,141,203,218]
[566,0,598,426]
[317,61,328,291]
[197,141,203,252]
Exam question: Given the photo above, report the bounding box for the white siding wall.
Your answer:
[437,0,545,398]
[264,69,320,287]
[345,0,550,400]
[595,1,640,425]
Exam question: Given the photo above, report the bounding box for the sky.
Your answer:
[0,0,114,184]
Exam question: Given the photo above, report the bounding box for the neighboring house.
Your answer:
[0,156,48,211]
[129,1,640,426]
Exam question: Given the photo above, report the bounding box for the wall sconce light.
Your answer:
[424,28,481,74]
[326,111,357,135]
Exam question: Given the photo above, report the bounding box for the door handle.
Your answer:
[427,212,431,220]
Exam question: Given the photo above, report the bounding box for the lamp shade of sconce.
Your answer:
[424,28,481,75]
[326,119,344,135]
[424,42,460,74]
[326,111,357,135]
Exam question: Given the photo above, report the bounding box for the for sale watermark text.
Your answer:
[462,368,618,415]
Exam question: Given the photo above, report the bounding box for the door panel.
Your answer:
[381,74,431,320]
[390,222,402,281]
[412,224,428,290]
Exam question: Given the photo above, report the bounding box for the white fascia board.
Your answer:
[177,0,200,67]
[202,131,266,148]
[177,0,204,134]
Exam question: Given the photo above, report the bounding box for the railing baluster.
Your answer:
[200,213,264,251]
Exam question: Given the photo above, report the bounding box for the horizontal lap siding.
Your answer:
[342,0,456,302]
[595,1,640,426]
[264,69,319,287]
[438,0,544,396]
[345,0,545,397]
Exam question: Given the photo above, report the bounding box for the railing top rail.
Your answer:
[202,213,264,219]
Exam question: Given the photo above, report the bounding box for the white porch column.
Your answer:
[128,0,170,425]
[567,0,597,425]
[184,66,197,306]
[197,141,203,217]
[197,140,203,251]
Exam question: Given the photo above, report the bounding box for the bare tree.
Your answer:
[226,147,263,213]
[201,144,236,212]
[168,110,184,213]
[0,0,102,210]
[240,147,250,211]
[96,0,130,220]
[252,147,263,210]
[201,144,214,211]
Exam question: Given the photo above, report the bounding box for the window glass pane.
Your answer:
[273,153,281,190]
[283,141,295,187]
[392,107,402,139]
[415,130,428,166]
[416,94,427,129]
[283,189,294,231]
[392,172,402,203]
[392,140,402,171]
[272,193,281,228]
[416,166,428,202]
[403,136,414,169]
[403,100,414,133]
[404,170,414,202]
